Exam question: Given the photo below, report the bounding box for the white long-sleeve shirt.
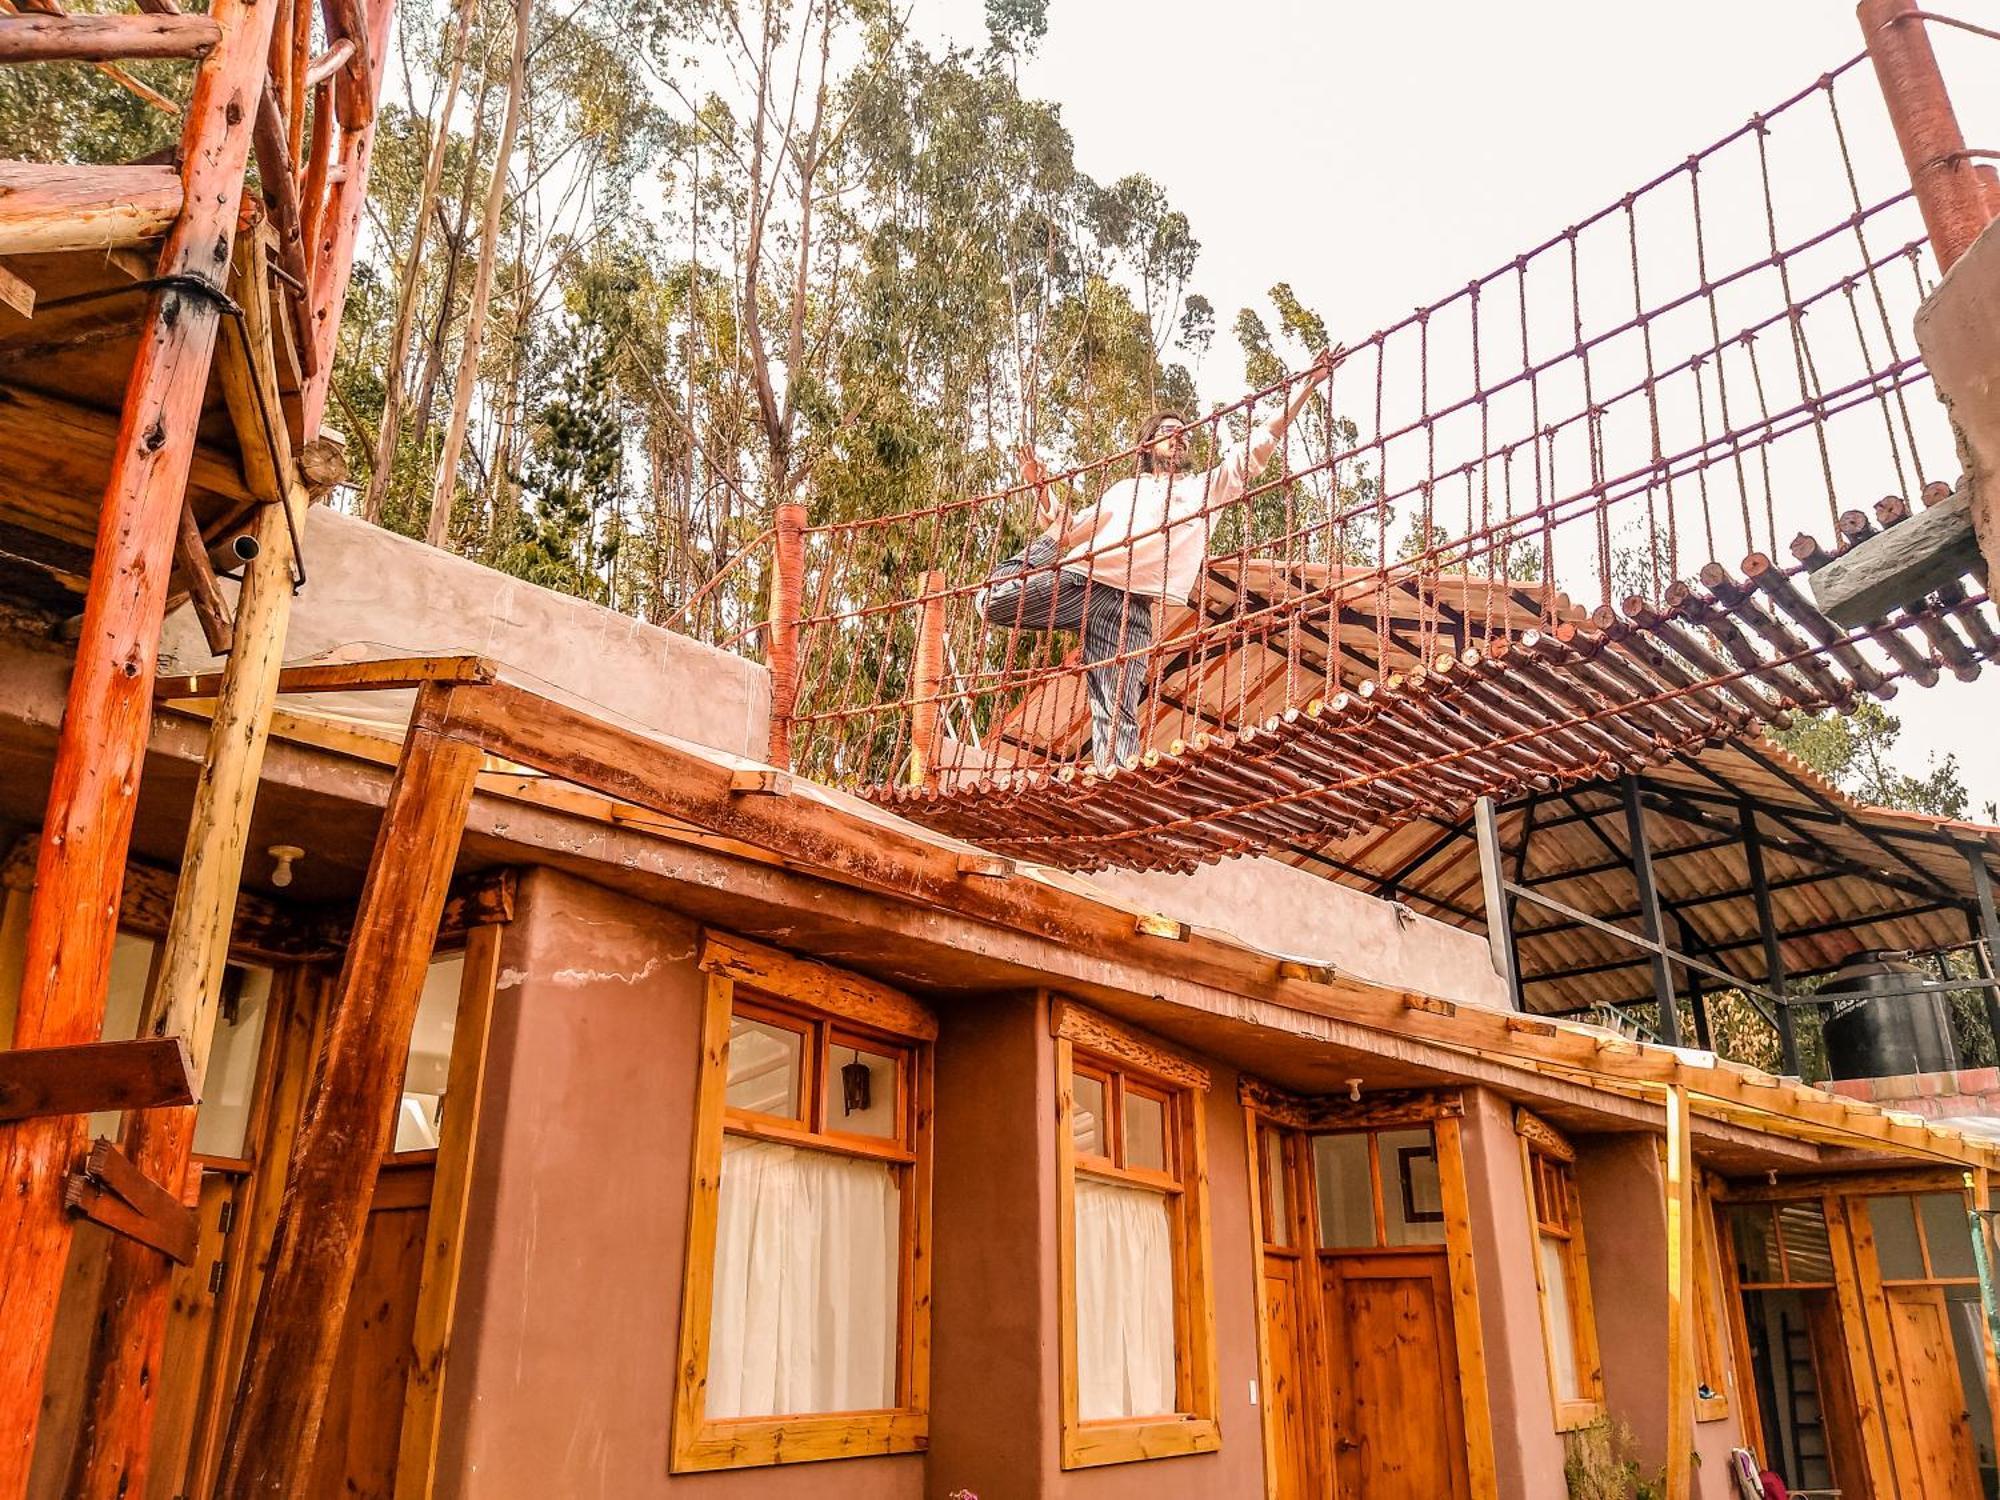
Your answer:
[1059,419,1282,601]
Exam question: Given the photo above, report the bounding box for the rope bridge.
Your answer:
[758,4,2000,873]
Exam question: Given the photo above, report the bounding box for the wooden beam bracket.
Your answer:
[63,1138,198,1264]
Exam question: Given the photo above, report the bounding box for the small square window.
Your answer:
[1124,1088,1168,1174]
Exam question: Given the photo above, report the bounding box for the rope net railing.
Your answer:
[764,17,2000,868]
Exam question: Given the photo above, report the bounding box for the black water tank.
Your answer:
[1821,951,1959,1081]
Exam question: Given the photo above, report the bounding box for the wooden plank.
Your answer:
[63,1173,196,1263]
[669,973,734,1473]
[698,928,937,1041]
[0,1037,194,1122]
[213,684,481,1498]
[0,162,182,254]
[1243,1107,1280,1500]
[1664,1084,1695,1500]
[1474,795,1519,1003]
[0,12,220,60]
[392,922,501,1500]
[1435,1115,1500,1500]
[1832,1193,1914,1494]
[154,652,497,702]
[1809,487,1981,627]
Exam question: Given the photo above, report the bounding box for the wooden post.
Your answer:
[1621,776,1681,1047]
[1962,847,2000,1059]
[0,0,282,1485]
[67,495,299,1498]
[1859,0,1998,274]
[1745,808,1803,1077]
[1474,796,1521,1008]
[1664,1082,1696,1500]
[213,684,481,1497]
[766,501,807,769]
[908,570,947,788]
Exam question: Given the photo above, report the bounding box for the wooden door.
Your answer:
[1883,1284,1982,1498]
[1262,1248,1314,1499]
[305,1159,435,1500]
[1322,1251,1470,1500]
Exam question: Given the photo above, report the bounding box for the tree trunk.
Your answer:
[359,0,474,523]
[424,0,529,549]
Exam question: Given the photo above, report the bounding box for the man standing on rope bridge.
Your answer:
[976,350,1335,770]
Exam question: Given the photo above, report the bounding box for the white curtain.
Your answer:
[1075,1175,1176,1420]
[705,1136,901,1418]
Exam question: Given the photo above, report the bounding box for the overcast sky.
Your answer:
[920,0,1997,812]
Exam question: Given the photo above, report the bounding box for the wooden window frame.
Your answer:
[1691,1174,1731,1422]
[1516,1110,1605,1430]
[672,932,936,1474]
[1053,999,1218,1469]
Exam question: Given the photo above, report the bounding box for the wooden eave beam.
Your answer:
[0,162,183,255]
[155,652,497,701]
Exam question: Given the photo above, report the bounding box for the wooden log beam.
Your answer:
[0,261,33,317]
[174,494,234,653]
[215,683,482,1498]
[0,0,283,1483]
[0,1038,194,1122]
[0,11,219,60]
[156,651,495,701]
[1664,1083,1695,1500]
[1807,487,1982,627]
[69,303,303,1494]
[0,162,182,255]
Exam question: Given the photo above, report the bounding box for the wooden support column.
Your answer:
[908,569,946,788]
[1474,796,1521,1008]
[1664,1083,1696,1500]
[1622,777,1682,1047]
[0,0,283,1486]
[214,684,481,1498]
[1744,807,1803,1077]
[69,492,301,1498]
[766,501,807,769]
[1962,847,2000,1059]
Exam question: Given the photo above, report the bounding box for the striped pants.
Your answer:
[977,538,1156,770]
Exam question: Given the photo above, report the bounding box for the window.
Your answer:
[1310,1123,1449,1250]
[672,932,935,1473]
[1517,1110,1604,1428]
[1055,999,1217,1468]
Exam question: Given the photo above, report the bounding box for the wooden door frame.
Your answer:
[1240,1081,1497,1500]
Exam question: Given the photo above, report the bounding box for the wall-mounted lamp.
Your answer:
[842,1057,872,1116]
[268,844,305,888]
[1345,1078,1364,1103]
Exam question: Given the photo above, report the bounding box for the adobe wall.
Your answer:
[1093,858,1510,1010]
[435,868,919,1498]
[158,506,771,762]
[1457,1088,1568,1496]
[1574,1137,1746,1499]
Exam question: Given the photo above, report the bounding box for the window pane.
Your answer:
[829,1041,898,1139]
[395,954,463,1152]
[1380,1127,1446,1247]
[1261,1128,1291,1247]
[1946,1286,1999,1477]
[1071,1071,1108,1159]
[1865,1195,1926,1281]
[192,965,273,1158]
[1074,1176,1177,1420]
[1540,1234,1582,1401]
[1124,1090,1167,1174]
[1314,1132,1375,1248]
[707,1137,900,1417]
[1776,1201,1835,1284]
[90,933,158,1138]
[1729,1206,1782,1284]
[727,1014,804,1121]
[1919,1192,1978,1280]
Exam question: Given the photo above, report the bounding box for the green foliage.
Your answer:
[1562,1417,1665,1500]
[1774,700,1971,820]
